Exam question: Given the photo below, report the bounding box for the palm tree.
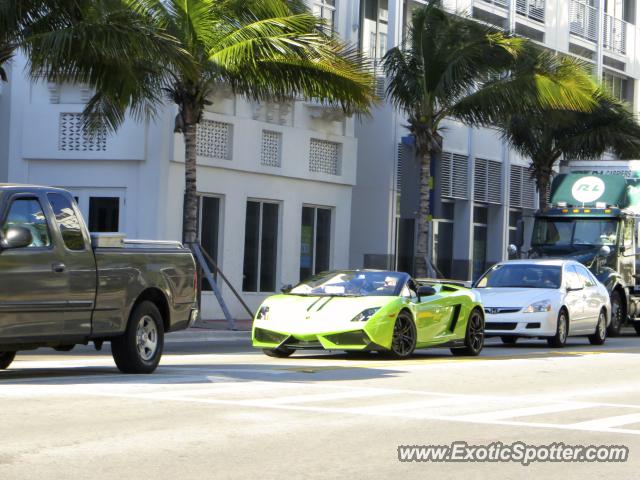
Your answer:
[14,0,374,243]
[382,0,596,277]
[500,92,640,208]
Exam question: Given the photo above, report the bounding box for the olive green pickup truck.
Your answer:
[0,185,198,373]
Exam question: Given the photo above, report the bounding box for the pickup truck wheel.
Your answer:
[111,301,164,374]
[0,352,16,369]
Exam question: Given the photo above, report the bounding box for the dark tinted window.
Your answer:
[48,193,85,250]
[3,198,51,247]
[89,197,119,232]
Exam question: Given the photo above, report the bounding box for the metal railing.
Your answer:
[516,0,545,23]
[603,14,627,55]
[478,0,509,10]
[569,0,597,42]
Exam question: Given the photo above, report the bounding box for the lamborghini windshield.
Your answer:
[290,271,407,297]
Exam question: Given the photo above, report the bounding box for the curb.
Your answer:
[166,328,251,343]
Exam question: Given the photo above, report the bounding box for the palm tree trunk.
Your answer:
[414,149,432,278]
[536,171,549,209]
[183,121,198,244]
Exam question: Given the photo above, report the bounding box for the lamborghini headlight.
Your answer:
[522,300,552,313]
[256,306,270,321]
[351,307,381,322]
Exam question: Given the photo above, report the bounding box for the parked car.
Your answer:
[473,260,610,347]
[0,185,198,373]
[252,269,485,358]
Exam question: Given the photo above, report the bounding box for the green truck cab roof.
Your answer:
[549,174,640,214]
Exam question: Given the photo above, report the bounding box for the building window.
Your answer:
[243,200,279,292]
[3,198,51,247]
[433,201,455,278]
[300,206,332,281]
[59,113,107,152]
[199,196,221,291]
[508,209,523,246]
[47,193,85,250]
[309,139,341,175]
[196,120,232,160]
[89,197,119,232]
[472,204,488,281]
[313,0,336,30]
[361,0,388,60]
[260,130,282,167]
[602,71,630,102]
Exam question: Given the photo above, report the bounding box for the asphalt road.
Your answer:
[3,330,640,479]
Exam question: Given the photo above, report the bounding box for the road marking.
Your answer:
[455,402,599,422]
[570,412,640,430]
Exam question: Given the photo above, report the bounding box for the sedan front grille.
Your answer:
[484,307,521,315]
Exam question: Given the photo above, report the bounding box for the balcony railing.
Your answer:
[479,0,509,10]
[603,14,627,55]
[516,0,545,23]
[569,0,597,42]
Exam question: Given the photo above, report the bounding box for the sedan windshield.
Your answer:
[290,270,406,297]
[475,264,562,289]
[532,218,618,247]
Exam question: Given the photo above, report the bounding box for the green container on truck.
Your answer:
[513,173,640,336]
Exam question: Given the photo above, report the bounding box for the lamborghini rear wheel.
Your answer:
[388,311,416,359]
[451,308,484,357]
[262,347,295,358]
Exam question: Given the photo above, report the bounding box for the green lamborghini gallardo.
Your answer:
[252,270,485,358]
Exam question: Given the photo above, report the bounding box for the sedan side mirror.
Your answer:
[1,226,33,249]
[417,285,437,300]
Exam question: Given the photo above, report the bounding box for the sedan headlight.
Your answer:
[351,307,381,322]
[522,300,552,313]
[256,306,270,321]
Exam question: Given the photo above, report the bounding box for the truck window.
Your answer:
[625,218,634,247]
[47,193,85,251]
[3,198,51,247]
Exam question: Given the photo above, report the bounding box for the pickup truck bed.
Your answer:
[0,185,198,373]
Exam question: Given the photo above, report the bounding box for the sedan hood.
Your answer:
[473,288,557,308]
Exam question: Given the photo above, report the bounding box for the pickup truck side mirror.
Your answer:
[1,226,33,249]
[417,285,437,300]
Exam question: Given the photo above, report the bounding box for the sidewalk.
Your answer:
[165,319,252,343]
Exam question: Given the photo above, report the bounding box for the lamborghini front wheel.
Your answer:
[388,311,417,359]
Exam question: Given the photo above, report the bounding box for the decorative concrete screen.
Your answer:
[58,113,107,152]
[260,130,282,167]
[197,120,232,160]
[309,138,341,175]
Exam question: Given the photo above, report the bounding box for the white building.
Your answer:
[0,2,362,320]
[349,0,640,282]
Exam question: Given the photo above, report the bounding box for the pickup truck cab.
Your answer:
[0,185,198,373]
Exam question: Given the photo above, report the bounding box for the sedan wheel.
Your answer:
[547,310,568,347]
[451,308,484,356]
[388,312,416,359]
[588,309,607,345]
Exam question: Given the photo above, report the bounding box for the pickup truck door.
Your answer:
[46,193,97,336]
[0,193,67,338]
